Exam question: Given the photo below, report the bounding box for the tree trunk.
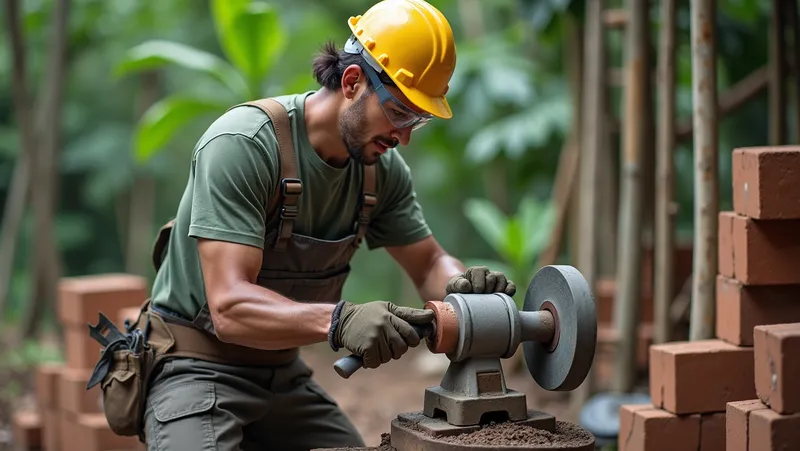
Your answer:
[612,0,648,393]
[125,72,161,276]
[21,0,71,340]
[1,0,37,325]
[688,0,719,341]
[654,0,677,345]
[0,154,31,323]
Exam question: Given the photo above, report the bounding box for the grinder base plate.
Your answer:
[423,385,528,426]
[422,356,527,426]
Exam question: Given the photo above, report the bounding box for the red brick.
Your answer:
[64,324,102,369]
[719,211,735,278]
[727,400,768,451]
[701,412,726,451]
[618,404,700,451]
[58,274,147,327]
[58,368,102,415]
[35,363,64,410]
[11,410,41,450]
[60,412,140,451]
[749,408,800,451]
[754,323,800,414]
[731,213,800,285]
[716,276,800,346]
[117,306,142,330]
[76,413,141,451]
[43,409,60,451]
[732,146,800,220]
[650,340,756,414]
[596,322,653,370]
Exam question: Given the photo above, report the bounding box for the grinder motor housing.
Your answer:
[420,265,597,427]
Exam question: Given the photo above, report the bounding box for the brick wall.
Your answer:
[11,273,148,451]
[619,146,800,451]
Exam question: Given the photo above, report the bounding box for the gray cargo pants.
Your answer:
[142,356,365,450]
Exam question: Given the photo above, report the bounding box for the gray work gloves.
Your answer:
[446,265,517,296]
[329,300,434,369]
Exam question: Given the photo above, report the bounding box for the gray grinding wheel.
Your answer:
[522,265,597,391]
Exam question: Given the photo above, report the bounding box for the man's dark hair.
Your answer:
[311,39,395,91]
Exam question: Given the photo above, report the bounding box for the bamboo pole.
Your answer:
[770,0,787,145]
[537,14,583,269]
[577,0,605,293]
[612,0,648,393]
[654,0,677,345]
[787,0,800,142]
[689,0,719,341]
[567,0,605,413]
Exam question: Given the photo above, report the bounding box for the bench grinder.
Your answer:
[333,265,598,450]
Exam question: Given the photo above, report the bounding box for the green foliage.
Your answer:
[116,0,288,163]
[133,96,230,161]
[0,340,62,368]
[212,0,286,92]
[462,196,556,307]
[115,40,249,98]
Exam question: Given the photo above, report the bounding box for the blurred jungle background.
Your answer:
[0,0,788,448]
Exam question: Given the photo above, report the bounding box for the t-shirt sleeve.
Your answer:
[365,155,431,250]
[188,133,276,249]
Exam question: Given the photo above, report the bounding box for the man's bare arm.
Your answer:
[386,236,466,302]
[197,237,335,350]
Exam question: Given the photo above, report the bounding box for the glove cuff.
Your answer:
[327,300,347,352]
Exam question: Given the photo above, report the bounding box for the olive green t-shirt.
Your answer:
[150,91,432,320]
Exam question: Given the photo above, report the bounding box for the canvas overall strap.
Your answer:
[240,98,302,251]
[354,163,377,247]
[242,98,378,250]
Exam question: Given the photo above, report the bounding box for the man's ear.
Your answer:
[341,64,363,100]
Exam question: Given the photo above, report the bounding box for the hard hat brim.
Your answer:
[399,86,453,120]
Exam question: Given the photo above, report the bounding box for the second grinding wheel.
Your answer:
[522,265,597,391]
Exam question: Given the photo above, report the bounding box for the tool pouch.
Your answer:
[86,303,175,438]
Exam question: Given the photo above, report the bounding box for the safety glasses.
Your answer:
[344,36,434,130]
[360,62,434,130]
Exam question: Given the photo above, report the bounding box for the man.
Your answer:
[141,0,516,450]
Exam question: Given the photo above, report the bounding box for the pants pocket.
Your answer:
[148,381,217,451]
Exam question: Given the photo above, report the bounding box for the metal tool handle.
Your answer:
[333,323,432,379]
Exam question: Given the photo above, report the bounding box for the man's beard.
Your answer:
[340,92,398,166]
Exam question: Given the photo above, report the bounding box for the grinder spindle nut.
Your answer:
[423,300,458,354]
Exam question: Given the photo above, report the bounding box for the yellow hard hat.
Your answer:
[347,0,457,119]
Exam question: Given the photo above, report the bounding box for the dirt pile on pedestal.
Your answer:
[440,420,595,448]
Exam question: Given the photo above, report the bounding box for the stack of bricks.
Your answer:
[727,323,800,451]
[11,273,149,451]
[618,145,800,451]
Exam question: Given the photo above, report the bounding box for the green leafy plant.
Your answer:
[114,0,287,163]
[461,196,556,308]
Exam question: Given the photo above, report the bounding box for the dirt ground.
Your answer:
[298,343,572,447]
